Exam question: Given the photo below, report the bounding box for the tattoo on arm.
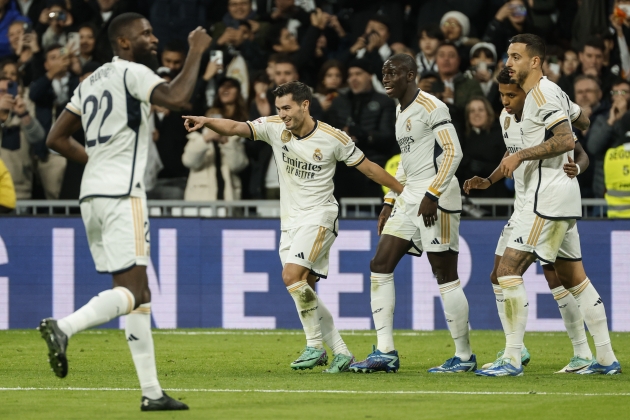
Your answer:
[516,121,574,161]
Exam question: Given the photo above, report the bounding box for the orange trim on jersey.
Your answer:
[415,95,437,113]
[531,85,546,107]
[319,124,350,145]
[246,121,258,140]
[65,104,80,115]
[429,130,455,194]
[546,116,568,130]
[267,116,283,123]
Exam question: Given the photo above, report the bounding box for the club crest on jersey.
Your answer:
[504,117,511,130]
[406,118,412,132]
[313,148,323,161]
[281,130,292,143]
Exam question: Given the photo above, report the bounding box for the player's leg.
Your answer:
[554,259,621,374]
[541,263,593,373]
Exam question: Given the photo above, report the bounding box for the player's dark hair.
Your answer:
[509,33,546,65]
[389,53,418,77]
[108,12,146,52]
[163,39,187,55]
[496,67,517,85]
[582,36,605,53]
[418,23,444,41]
[273,81,313,106]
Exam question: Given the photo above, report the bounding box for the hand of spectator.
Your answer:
[24,33,40,53]
[418,196,438,227]
[563,155,579,178]
[474,67,492,83]
[608,96,627,125]
[39,7,51,25]
[495,3,512,21]
[349,36,367,55]
[319,97,332,112]
[377,205,392,235]
[610,13,624,34]
[366,31,382,52]
[463,176,491,194]
[0,95,15,113]
[310,8,329,30]
[327,15,346,38]
[442,86,454,103]
[13,95,27,116]
[183,115,208,132]
[203,60,222,81]
[188,27,212,53]
[152,130,159,142]
[217,27,237,46]
[248,20,261,34]
[418,78,433,92]
[270,8,283,20]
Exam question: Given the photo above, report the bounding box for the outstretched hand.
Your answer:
[182,115,207,132]
[463,176,491,194]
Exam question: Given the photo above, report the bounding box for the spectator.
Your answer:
[37,0,73,51]
[440,11,472,71]
[483,0,536,59]
[561,48,579,77]
[323,58,395,198]
[415,24,443,75]
[571,0,608,52]
[458,96,508,198]
[0,0,28,60]
[587,79,630,198]
[77,23,96,66]
[466,42,501,114]
[161,39,186,76]
[88,0,129,64]
[14,0,45,27]
[435,42,483,115]
[559,36,615,101]
[348,14,393,80]
[0,156,16,212]
[314,59,346,112]
[182,77,249,201]
[542,45,563,84]
[211,0,269,50]
[248,70,270,120]
[265,0,311,39]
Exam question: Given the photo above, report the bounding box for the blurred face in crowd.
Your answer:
[275,0,294,13]
[79,26,95,56]
[275,93,308,132]
[579,46,604,75]
[218,81,239,105]
[274,28,299,53]
[574,78,602,108]
[562,50,578,76]
[1,63,18,83]
[161,50,185,73]
[323,66,343,90]
[97,0,119,12]
[471,51,494,68]
[228,0,251,20]
[436,44,460,78]
[274,62,298,85]
[365,20,389,47]
[611,82,630,103]
[419,31,440,57]
[507,0,527,26]
[499,82,527,117]
[8,22,24,53]
[441,18,462,42]
[44,47,69,74]
[467,100,489,129]
[347,66,372,94]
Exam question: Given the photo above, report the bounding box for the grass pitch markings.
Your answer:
[1,387,629,397]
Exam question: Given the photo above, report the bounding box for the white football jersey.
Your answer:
[521,77,581,218]
[246,117,364,231]
[66,57,165,200]
[385,90,462,211]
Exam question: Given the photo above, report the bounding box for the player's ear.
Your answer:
[117,36,131,51]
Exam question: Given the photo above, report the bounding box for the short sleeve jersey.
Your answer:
[66,57,165,201]
[520,77,581,219]
[246,117,364,231]
[395,90,462,210]
[500,110,527,217]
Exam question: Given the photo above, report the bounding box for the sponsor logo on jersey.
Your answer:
[396,136,415,153]
[313,148,323,161]
[504,116,511,130]
[281,130,292,143]
[406,118,411,132]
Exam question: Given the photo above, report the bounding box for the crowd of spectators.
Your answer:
[0,0,629,205]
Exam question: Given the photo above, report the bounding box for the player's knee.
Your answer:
[281,269,298,287]
[369,257,390,274]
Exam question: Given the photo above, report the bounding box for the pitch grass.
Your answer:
[1,329,629,419]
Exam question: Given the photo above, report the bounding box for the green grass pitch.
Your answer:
[1,329,628,419]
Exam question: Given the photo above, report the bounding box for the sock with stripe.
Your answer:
[439,279,472,361]
[318,298,351,356]
[569,278,617,366]
[493,284,510,339]
[287,280,323,349]
[498,276,529,368]
[370,272,396,353]
[57,287,135,339]
[551,286,592,360]
[125,303,163,400]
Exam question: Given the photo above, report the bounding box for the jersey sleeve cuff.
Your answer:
[148,80,167,103]
[546,117,568,131]
[570,109,582,123]
[347,153,365,167]
[383,198,395,207]
[425,190,439,202]
[65,104,80,116]
[245,121,256,140]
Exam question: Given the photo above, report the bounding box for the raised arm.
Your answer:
[151,28,212,110]
[183,115,252,138]
[46,110,88,164]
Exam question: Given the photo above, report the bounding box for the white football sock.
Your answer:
[439,279,472,361]
[57,287,134,338]
[551,286,592,359]
[493,284,509,339]
[125,303,163,400]
[318,298,351,356]
[287,280,323,349]
[569,278,617,366]
[498,276,528,368]
[370,272,396,353]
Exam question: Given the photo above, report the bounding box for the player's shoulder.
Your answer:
[318,121,352,146]
[531,77,563,104]
[414,90,447,114]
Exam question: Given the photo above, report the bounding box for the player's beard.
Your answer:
[514,68,529,86]
[136,49,159,72]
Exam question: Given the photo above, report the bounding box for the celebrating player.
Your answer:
[350,54,475,374]
[475,34,620,377]
[41,13,211,410]
[465,67,605,373]
[182,81,403,373]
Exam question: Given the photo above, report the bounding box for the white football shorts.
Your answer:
[80,196,150,274]
[279,223,337,279]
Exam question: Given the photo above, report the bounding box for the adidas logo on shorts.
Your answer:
[431,238,440,245]
[295,252,304,259]
[514,237,524,244]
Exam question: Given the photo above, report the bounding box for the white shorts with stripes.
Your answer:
[279,224,337,279]
[80,196,150,274]
[506,208,578,264]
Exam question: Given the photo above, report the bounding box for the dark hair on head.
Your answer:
[208,78,248,122]
[611,77,630,88]
[388,53,418,76]
[273,81,313,106]
[108,12,146,52]
[267,21,287,50]
[163,39,187,55]
[47,0,67,9]
[274,54,297,70]
[45,43,63,57]
[368,14,391,32]
[582,36,605,53]
[316,59,346,94]
[472,47,494,60]
[509,33,546,65]
[496,67,516,85]
[574,74,602,90]
[436,41,458,54]
[418,23,444,41]
[79,22,98,35]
